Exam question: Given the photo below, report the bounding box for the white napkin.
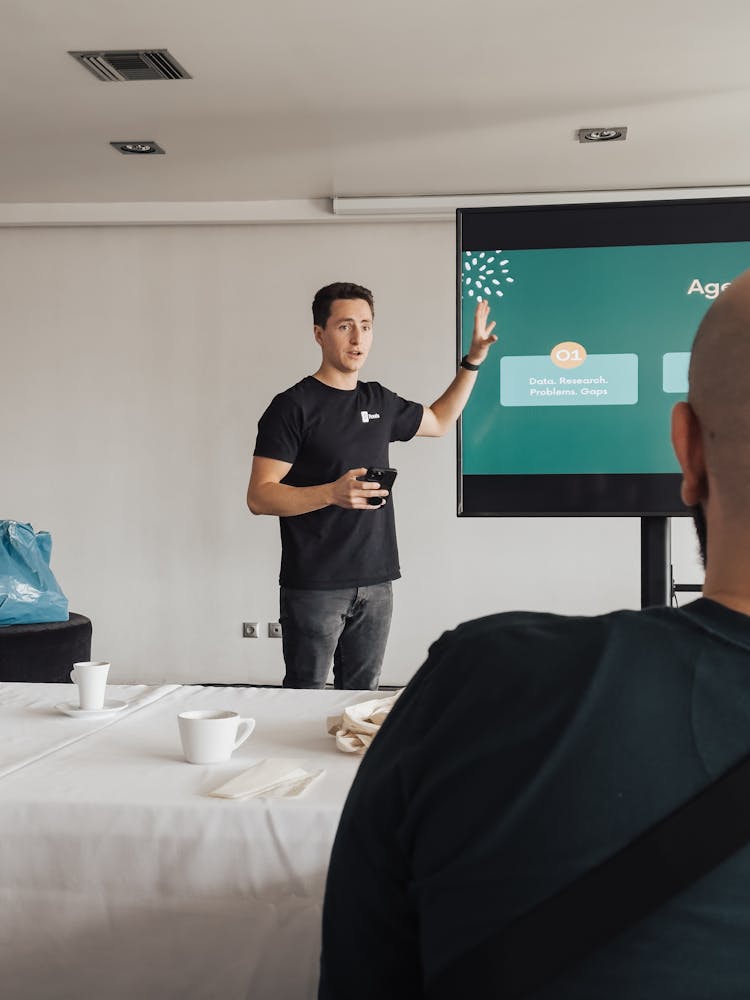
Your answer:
[326,691,403,755]
[209,758,324,800]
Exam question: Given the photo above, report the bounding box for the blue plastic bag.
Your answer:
[0,521,69,626]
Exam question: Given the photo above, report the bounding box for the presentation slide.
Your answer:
[460,241,750,476]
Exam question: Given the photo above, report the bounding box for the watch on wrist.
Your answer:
[460,355,481,371]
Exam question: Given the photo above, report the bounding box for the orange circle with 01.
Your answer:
[550,341,587,369]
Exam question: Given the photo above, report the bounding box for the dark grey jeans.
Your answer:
[279,582,393,690]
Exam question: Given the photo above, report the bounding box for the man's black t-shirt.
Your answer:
[253,376,423,589]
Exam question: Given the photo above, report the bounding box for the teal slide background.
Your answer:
[461,242,750,474]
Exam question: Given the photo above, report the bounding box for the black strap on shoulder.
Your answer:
[428,752,750,999]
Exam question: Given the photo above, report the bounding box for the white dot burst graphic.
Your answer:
[462,250,514,300]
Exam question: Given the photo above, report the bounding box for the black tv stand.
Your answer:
[641,516,671,608]
[641,515,704,608]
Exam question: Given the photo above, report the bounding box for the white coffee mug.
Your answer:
[70,660,111,711]
[177,710,256,764]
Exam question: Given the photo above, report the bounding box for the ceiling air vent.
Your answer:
[68,49,191,82]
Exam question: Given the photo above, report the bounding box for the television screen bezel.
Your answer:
[456,195,750,517]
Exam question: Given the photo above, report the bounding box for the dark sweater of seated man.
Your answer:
[319,266,750,999]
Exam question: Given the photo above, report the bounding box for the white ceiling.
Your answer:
[2,0,750,208]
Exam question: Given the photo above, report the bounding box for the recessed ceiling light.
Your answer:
[577,127,628,143]
[110,141,165,155]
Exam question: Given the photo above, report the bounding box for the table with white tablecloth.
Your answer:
[0,682,180,778]
[0,683,371,1000]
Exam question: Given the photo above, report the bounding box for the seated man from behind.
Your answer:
[319,268,750,998]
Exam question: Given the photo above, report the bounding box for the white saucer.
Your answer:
[55,699,129,719]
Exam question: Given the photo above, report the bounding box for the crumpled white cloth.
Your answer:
[326,691,403,755]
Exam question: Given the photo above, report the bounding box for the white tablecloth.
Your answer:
[0,681,180,779]
[0,684,372,1000]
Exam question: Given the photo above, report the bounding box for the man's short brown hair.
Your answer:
[312,282,374,328]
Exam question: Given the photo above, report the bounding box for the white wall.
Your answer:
[0,222,704,685]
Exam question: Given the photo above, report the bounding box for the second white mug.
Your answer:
[178,710,255,764]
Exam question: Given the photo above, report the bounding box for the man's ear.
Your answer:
[313,325,323,347]
[671,401,707,507]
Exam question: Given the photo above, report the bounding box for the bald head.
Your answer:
[687,267,750,512]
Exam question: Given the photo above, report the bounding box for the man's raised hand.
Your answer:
[467,297,498,365]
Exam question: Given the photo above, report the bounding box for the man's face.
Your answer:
[314,298,373,373]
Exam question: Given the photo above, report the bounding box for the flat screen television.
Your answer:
[457,196,750,516]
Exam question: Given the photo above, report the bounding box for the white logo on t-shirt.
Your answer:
[360,411,380,423]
